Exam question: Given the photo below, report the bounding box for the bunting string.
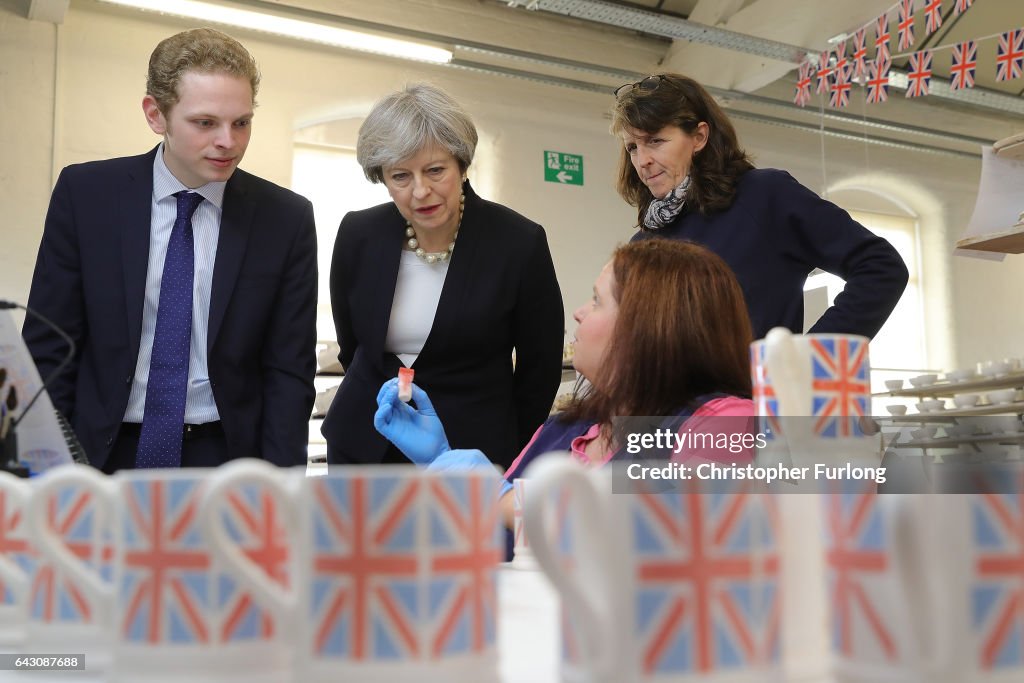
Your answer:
[794,0,1023,108]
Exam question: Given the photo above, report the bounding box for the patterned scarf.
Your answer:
[643,175,691,230]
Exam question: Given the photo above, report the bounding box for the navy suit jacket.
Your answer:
[23,146,318,468]
[322,182,564,469]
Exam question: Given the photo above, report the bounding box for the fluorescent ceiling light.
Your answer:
[98,0,453,64]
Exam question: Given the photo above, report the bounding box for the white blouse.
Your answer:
[384,250,450,367]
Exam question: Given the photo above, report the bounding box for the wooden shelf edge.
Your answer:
[994,133,1024,160]
[956,224,1024,254]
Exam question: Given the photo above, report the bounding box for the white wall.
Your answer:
[2,0,1022,371]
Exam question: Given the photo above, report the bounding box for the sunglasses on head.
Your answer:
[613,74,675,99]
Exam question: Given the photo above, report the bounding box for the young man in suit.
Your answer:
[23,28,317,471]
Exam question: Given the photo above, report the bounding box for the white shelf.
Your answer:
[994,132,1024,160]
[956,225,1024,253]
[877,371,1024,398]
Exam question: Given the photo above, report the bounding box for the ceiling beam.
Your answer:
[662,0,891,92]
[504,0,1024,117]
[25,0,69,23]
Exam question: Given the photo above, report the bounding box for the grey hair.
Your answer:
[357,83,478,183]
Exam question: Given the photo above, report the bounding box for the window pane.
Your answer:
[292,144,391,340]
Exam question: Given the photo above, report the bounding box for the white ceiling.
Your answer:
[79,0,1024,158]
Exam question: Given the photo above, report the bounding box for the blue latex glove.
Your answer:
[426,449,499,474]
[374,378,450,465]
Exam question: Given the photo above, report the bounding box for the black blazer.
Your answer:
[322,181,564,469]
[23,147,318,468]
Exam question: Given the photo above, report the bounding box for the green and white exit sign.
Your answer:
[544,151,583,186]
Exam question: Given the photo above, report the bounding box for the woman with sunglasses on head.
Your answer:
[323,83,564,470]
[613,73,908,340]
[374,238,757,527]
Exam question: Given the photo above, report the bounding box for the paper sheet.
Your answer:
[956,146,1024,261]
[0,310,73,473]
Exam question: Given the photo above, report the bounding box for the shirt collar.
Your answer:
[152,142,226,210]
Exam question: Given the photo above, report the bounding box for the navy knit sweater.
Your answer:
[632,168,909,340]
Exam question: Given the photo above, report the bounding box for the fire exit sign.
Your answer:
[544,151,583,186]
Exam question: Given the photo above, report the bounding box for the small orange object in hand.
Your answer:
[398,368,414,403]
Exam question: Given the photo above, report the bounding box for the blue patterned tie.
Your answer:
[136,191,204,468]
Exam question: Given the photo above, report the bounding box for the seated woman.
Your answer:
[374,238,755,523]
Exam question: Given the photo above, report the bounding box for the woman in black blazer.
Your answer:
[322,84,565,468]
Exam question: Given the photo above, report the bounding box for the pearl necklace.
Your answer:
[405,192,464,264]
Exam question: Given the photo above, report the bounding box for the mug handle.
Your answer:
[763,327,809,417]
[25,464,117,613]
[885,494,937,677]
[198,459,299,622]
[0,473,31,598]
[522,456,615,683]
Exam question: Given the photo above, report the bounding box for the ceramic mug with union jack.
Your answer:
[0,471,32,646]
[839,482,1024,683]
[27,465,291,683]
[523,456,782,683]
[751,327,876,471]
[10,465,116,677]
[199,459,504,683]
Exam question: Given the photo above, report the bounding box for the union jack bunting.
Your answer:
[924,0,943,35]
[31,489,112,624]
[852,29,868,79]
[830,61,852,109]
[950,40,977,90]
[427,476,502,657]
[815,51,832,95]
[875,14,891,62]
[905,50,933,99]
[833,39,847,66]
[217,486,288,642]
[633,491,780,675]
[954,0,973,14]
[971,491,1024,669]
[825,490,900,663]
[897,0,915,51]
[866,59,891,104]
[0,488,31,607]
[810,337,869,437]
[121,480,213,644]
[311,477,422,660]
[996,29,1024,82]
[794,61,812,107]
[832,40,849,84]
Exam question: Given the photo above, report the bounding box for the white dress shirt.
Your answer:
[123,144,224,424]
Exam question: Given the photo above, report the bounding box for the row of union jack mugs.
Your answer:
[520,455,1024,683]
[0,462,504,683]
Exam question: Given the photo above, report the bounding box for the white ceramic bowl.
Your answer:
[911,427,938,441]
[884,379,905,392]
[994,415,1022,433]
[975,417,1007,434]
[953,394,980,409]
[909,374,938,388]
[945,368,976,383]
[886,404,908,416]
[977,443,1009,459]
[980,360,1012,378]
[919,399,945,412]
[947,422,978,437]
[987,389,1018,404]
